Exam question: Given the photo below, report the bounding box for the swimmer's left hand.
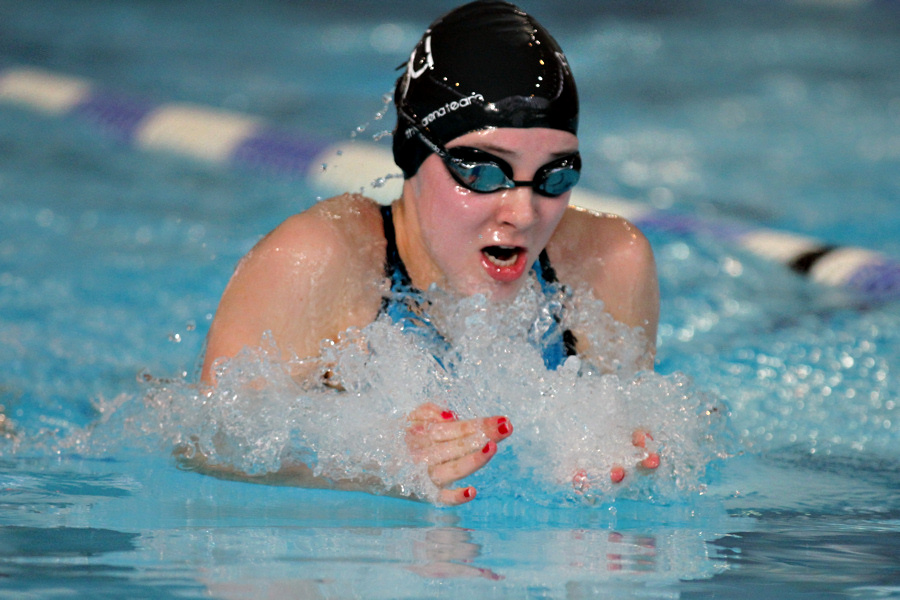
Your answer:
[406,402,513,506]
[572,429,660,492]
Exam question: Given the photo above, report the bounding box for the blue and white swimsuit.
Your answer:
[379,205,577,370]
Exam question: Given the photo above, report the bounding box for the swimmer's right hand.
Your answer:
[406,402,513,506]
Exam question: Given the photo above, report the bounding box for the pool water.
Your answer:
[1,1,899,598]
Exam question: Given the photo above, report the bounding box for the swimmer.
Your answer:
[199,0,660,505]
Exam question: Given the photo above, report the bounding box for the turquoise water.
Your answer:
[2,1,899,598]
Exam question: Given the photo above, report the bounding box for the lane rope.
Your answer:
[2,66,897,300]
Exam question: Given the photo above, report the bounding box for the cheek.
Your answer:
[419,182,487,241]
[423,197,484,256]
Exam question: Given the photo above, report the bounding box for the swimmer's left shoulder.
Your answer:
[550,205,659,341]
[552,205,652,259]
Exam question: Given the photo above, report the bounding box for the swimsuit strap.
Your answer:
[379,204,450,367]
[533,250,579,361]
[379,203,576,367]
[537,249,559,283]
[380,204,412,289]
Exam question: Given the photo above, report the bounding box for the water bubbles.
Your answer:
[65,282,727,506]
[370,173,401,189]
[350,123,369,139]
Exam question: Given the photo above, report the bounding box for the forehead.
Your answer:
[446,127,579,156]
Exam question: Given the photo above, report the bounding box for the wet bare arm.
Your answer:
[201,195,385,385]
[550,206,660,369]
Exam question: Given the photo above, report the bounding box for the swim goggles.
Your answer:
[401,110,581,197]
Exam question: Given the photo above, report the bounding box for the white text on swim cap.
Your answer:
[408,34,434,80]
[418,93,485,130]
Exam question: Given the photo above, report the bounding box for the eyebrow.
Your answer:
[455,142,579,161]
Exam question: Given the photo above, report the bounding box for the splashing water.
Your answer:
[64,279,729,506]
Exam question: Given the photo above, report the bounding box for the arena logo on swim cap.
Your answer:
[419,92,485,128]
[407,34,434,80]
[398,30,487,137]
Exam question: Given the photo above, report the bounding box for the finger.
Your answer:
[632,429,653,449]
[406,411,468,450]
[438,485,476,506]
[408,402,455,422]
[429,440,498,488]
[572,468,590,493]
[640,452,660,470]
[406,420,479,452]
[632,429,661,470]
[415,430,492,465]
[423,416,512,444]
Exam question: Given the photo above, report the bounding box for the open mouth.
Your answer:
[482,245,523,268]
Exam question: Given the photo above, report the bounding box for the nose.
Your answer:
[496,186,539,229]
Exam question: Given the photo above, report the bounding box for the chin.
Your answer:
[481,280,526,303]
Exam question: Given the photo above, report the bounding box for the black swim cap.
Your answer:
[392,0,579,178]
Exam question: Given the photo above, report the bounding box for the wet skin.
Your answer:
[392,128,659,505]
[391,128,577,303]
[201,127,661,505]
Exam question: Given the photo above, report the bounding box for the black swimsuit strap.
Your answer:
[538,248,558,284]
[380,204,413,288]
[380,203,576,358]
[538,248,578,357]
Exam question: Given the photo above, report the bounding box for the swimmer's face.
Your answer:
[402,127,578,301]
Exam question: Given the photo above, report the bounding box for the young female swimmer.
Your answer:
[200,0,660,505]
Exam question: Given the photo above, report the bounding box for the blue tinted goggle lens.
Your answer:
[444,147,581,197]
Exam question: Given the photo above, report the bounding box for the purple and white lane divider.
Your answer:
[2,66,898,300]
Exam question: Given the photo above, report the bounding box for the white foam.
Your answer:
[70,279,727,506]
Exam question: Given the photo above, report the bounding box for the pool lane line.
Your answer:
[2,65,898,301]
[0,66,337,176]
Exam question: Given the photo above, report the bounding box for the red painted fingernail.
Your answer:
[463,487,475,499]
[482,442,492,454]
[642,452,660,469]
[441,410,455,420]
[610,465,626,483]
[497,417,508,424]
[498,422,511,435]
[632,430,647,448]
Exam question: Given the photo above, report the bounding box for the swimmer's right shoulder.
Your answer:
[206,195,385,376]
[257,194,384,261]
